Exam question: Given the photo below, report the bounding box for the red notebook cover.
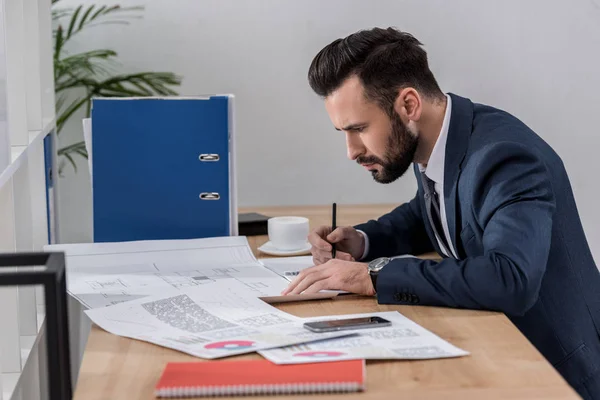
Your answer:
[155,359,365,397]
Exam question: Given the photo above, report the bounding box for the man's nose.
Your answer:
[346,132,364,161]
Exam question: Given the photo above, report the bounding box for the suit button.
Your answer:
[394,293,402,301]
[411,295,420,304]
[401,294,409,302]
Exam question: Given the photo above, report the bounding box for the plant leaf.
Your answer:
[90,5,107,21]
[56,77,97,93]
[56,96,91,133]
[57,141,89,169]
[85,20,137,29]
[95,72,182,97]
[54,25,64,64]
[63,5,144,43]
[75,149,88,159]
[55,49,118,85]
[130,81,153,96]
[58,141,87,154]
[52,8,73,21]
[55,93,68,113]
[62,152,77,173]
[52,2,182,171]
[78,5,95,31]
[66,5,83,39]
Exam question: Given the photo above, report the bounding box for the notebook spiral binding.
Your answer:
[155,381,364,397]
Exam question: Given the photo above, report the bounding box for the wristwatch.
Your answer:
[367,257,391,294]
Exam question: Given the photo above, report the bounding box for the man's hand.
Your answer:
[308,225,365,265]
[281,259,375,296]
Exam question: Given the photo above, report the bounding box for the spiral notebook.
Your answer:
[155,359,365,397]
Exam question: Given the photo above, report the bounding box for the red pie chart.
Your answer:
[204,340,255,350]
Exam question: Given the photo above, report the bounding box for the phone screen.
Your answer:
[304,316,391,331]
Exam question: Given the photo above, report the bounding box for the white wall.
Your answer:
[57,0,600,261]
[0,7,9,171]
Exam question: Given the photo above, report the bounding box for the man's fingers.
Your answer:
[311,246,335,265]
[302,279,330,294]
[334,251,354,261]
[308,231,332,251]
[312,255,328,266]
[281,275,301,295]
[285,259,372,297]
[282,264,330,295]
[288,270,329,295]
[282,265,318,294]
[326,227,348,243]
[313,247,352,263]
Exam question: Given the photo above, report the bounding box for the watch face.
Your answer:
[369,257,389,272]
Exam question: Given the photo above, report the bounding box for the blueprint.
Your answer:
[47,237,337,308]
[68,264,290,308]
[46,236,262,273]
[47,237,290,308]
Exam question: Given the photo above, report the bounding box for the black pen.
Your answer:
[331,202,337,259]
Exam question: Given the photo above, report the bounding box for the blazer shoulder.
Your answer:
[471,104,531,141]
[467,103,560,164]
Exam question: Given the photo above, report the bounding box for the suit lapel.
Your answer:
[444,94,474,258]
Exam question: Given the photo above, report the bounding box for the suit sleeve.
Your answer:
[376,142,556,316]
[354,193,435,261]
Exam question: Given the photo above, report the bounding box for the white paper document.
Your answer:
[258,311,469,364]
[84,280,349,359]
[46,236,261,272]
[47,237,338,308]
[261,256,314,282]
[47,237,293,308]
[67,265,289,309]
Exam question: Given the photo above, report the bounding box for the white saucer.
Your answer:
[258,241,312,257]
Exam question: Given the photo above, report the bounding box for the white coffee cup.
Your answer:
[268,216,310,250]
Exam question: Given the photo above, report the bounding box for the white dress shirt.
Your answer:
[418,94,458,258]
[359,94,457,260]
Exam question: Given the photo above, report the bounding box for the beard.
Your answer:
[356,113,418,184]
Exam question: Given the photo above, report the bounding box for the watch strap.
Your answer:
[369,270,378,294]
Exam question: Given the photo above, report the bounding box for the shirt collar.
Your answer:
[418,94,452,185]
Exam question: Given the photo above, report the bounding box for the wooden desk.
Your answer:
[73,204,578,400]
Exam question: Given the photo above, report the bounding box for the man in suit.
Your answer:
[282,27,600,398]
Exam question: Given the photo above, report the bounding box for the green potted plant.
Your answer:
[52,0,182,172]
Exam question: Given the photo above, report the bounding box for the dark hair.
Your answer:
[308,27,443,114]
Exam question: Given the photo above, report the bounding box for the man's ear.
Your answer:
[393,87,422,123]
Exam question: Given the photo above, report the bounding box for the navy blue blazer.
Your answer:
[356,94,600,399]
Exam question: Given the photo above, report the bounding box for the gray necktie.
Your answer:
[420,171,454,258]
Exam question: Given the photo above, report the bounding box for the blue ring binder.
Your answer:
[90,96,237,242]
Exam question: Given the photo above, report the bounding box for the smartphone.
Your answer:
[303,316,392,333]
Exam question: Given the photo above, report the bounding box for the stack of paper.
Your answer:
[85,279,352,359]
[46,237,468,362]
[259,311,469,364]
[47,237,336,309]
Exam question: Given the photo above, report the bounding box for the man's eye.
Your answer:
[354,127,366,133]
